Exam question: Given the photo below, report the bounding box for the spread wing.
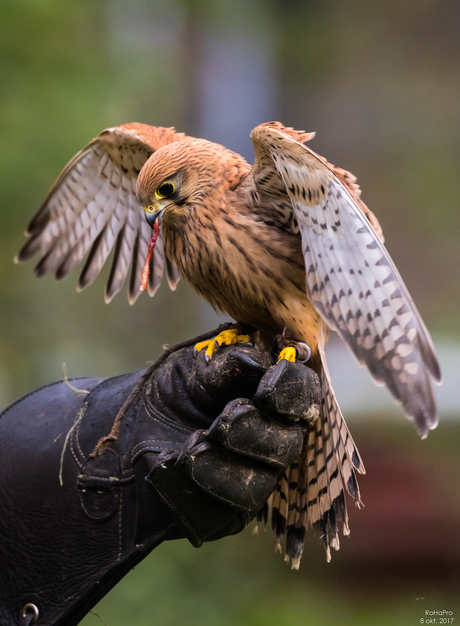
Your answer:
[16,123,187,303]
[251,121,441,437]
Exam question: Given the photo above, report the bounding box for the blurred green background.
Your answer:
[1,0,459,624]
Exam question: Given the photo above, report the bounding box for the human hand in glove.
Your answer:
[146,342,321,546]
[0,339,320,626]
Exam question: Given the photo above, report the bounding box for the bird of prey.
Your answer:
[16,121,441,567]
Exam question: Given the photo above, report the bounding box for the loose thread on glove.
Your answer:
[88,322,238,460]
[59,402,89,486]
[62,362,90,396]
[89,611,108,626]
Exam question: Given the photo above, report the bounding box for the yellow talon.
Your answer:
[277,346,297,363]
[195,329,251,362]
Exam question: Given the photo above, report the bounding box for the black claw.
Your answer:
[205,352,211,365]
[296,342,311,363]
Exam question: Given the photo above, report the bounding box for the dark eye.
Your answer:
[157,182,175,198]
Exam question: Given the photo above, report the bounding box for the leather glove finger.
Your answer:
[148,344,271,429]
[253,357,321,421]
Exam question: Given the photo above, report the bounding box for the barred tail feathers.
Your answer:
[318,342,365,485]
[269,349,365,567]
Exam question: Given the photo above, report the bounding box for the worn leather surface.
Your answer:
[0,344,319,625]
[0,373,179,626]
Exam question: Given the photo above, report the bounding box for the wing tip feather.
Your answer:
[103,285,118,304]
[16,236,40,264]
[127,287,141,305]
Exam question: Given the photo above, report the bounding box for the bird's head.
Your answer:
[136,137,249,228]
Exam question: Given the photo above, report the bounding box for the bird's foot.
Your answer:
[277,341,311,364]
[194,328,253,363]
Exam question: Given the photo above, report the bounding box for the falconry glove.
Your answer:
[0,342,320,626]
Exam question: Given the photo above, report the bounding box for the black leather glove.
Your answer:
[0,342,320,626]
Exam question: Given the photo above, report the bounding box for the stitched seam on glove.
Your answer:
[131,438,182,457]
[74,405,87,459]
[70,439,83,469]
[78,475,135,486]
[131,444,180,465]
[0,378,90,420]
[120,467,136,478]
[70,412,86,465]
[188,465,252,513]
[70,413,87,469]
[142,399,194,435]
[214,438,287,468]
[152,480,201,545]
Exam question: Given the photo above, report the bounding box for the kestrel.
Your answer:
[16,122,441,567]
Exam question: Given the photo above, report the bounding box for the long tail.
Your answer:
[269,346,365,567]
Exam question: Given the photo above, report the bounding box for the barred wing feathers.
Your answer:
[16,124,185,303]
[251,122,441,438]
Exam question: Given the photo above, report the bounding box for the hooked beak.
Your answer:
[144,203,164,228]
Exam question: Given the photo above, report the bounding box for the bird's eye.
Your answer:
[156,181,175,198]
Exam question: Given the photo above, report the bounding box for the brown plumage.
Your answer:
[16,121,441,567]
